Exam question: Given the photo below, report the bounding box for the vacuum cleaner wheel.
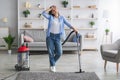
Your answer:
[15,64,22,71]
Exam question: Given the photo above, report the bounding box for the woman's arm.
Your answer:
[63,17,78,32]
[42,8,52,19]
[63,17,72,28]
[71,26,78,33]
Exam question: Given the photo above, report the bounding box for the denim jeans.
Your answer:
[46,33,63,66]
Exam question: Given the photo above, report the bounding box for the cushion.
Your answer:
[103,50,118,58]
[23,30,46,42]
[24,35,34,42]
[62,42,77,47]
[27,42,46,47]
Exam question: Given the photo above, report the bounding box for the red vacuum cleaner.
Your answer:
[15,43,30,71]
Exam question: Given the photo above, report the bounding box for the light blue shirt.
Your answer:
[42,11,73,40]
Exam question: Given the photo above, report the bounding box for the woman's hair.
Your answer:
[49,10,55,16]
[48,5,55,16]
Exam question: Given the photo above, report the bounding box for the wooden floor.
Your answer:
[0,50,120,80]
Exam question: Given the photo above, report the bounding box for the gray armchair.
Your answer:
[100,39,120,72]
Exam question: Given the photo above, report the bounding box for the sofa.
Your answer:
[20,29,81,51]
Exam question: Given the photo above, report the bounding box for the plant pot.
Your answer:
[91,25,94,28]
[24,14,28,17]
[106,32,109,35]
[63,4,67,8]
[8,50,12,55]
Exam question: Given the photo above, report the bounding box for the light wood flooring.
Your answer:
[0,50,120,80]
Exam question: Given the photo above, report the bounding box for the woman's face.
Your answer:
[51,5,58,15]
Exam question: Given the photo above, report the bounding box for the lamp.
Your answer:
[103,10,109,19]
[2,17,8,23]
[2,17,8,27]
[102,10,112,44]
[102,10,110,29]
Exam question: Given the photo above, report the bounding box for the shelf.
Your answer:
[66,18,71,20]
[20,17,44,20]
[20,7,44,10]
[0,45,6,47]
[84,37,97,40]
[78,28,97,30]
[59,7,71,10]
[0,47,7,50]
[20,28,44,30]
[0,45,7,50]
[72,7,98,10]
[82,48,98,51]
[72,18,97,20]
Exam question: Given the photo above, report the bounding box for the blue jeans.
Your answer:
[46,33,63,66]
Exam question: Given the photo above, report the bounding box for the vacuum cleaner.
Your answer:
[62,30,84,73]
[15,43,30,71]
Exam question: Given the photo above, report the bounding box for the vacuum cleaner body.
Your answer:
[15,44,30,71]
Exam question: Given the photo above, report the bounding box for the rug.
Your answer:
[16,71,100,80]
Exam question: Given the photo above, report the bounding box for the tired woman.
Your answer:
[42,5,77,72]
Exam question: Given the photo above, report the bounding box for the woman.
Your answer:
[42,5,77,72]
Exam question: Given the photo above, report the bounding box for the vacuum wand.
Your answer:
[75,32,84,73]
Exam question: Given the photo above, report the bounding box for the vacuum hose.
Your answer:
[62,30,75,45]
[62,30,81,45]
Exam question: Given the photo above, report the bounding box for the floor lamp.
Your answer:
[102,10,112,44]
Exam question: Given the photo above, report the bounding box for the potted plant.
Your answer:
[62,0,68,8]
[89,21,95,28]
[23,9,30,17]
[3,34,15,54]
[105,28,110,35]
[38,13,41,17]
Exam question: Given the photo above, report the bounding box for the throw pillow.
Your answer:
[23,35,34,42]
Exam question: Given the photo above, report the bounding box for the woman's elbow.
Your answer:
[41,11,45,15]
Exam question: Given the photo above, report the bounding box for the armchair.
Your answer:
[100,39,120,72]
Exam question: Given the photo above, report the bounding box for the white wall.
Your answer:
[98,0,120,44]
[0,0,17,44]
[109,0,120,42]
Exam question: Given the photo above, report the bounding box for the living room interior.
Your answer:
[0,0,120,80]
